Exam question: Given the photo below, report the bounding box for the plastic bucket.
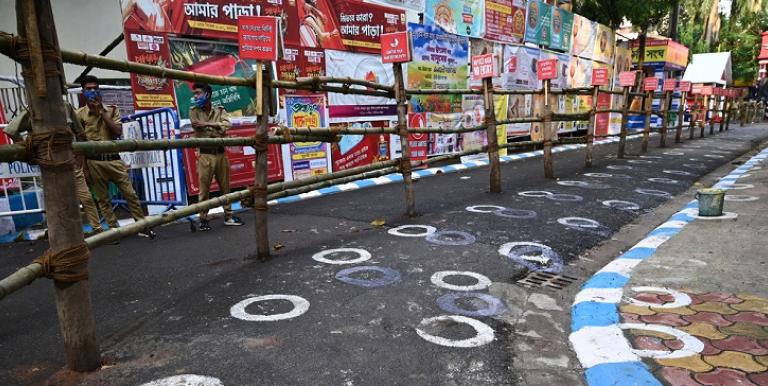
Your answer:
[695,188,726,217]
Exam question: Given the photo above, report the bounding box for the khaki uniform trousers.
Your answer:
[86,159,145,228]
[73,166,102,232]
[197,152,232,221]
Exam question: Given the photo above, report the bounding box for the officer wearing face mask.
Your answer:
[76,75,156,239]
[189,83,243,231]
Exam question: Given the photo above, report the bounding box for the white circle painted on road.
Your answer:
[557,217,601,229]
[466,205,506,213]
[627,159,654,164]
[663,151,685,156]
[312,248,372,265]
[602,200,640,210]
[639,155,663,159]
[619,323,703,359]
[584,173,613,178]
[518,191,554,197]
[230,295,310,322]
[607,165,633,170]
[431,271,492,292]
[557,180,591,187]
[704,154,725,159]
[635,188,671,197]
[139,375,224,386]
[416,315,495,348]
[720,183,754,190]
[710,150,731,154]
[388,225,437,238]
[663,169,693,176]
[626,286,692,308]
[648,177,679,184]
[724,195,759,202]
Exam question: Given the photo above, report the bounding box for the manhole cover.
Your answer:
[516,272,578,290]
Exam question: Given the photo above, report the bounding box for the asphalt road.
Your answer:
[1,126,767,386]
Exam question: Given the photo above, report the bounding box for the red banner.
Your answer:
[594,92,611,136]
[678,81,691,93]
[618,71,636,87]
[643,77,658,92]
[181,124,283,196]
[537,59,558,80]
[238,16,280,61]
[381,31,412,63]
[701,86,713,96]
[484,0,526,44]
[124,30,177,110]
[331,123,391,171]
[407,114,429,164]
[591,68,609,86]
[472,53,499,80]
[691,83,704,94]
[662,79,677,92]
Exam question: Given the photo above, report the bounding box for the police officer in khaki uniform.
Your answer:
[76,75,156,238]
[189,83,243,231]
[4,105,103,235]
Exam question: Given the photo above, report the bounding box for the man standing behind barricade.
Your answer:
[76,75,156,239]
[4,105,103,235]
[189,83,244,231]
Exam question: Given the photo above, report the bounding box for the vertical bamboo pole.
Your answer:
[659,90,671,148]
[689,94,698,139]
[617,85,630,158]
[675,91,687,143]
[483,77,501,193]
[254,62,269,259]
[17,0,100,371]
[585,85,598,167]
[641,90,652,153]
[739,99,746,127]
[708,95,715,135]
[393,63,416,216]
[725,96,732,131]
[543,79,554,178]
[719,96,728,132]
[701,95,708,137]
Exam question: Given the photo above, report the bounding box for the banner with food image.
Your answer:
[330,121,391,171]
[501,45,541,90]
[169,39,257,119]
[592,23,615,64]
[424,0,485,38]
[549,6,573,52]
[325,49,397,122]
[407,22,469,113]
[524,0,552,46]
[125,30,177,110]
[570,14,595,59]
[483,0,526,44]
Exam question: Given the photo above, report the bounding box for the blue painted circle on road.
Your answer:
[335,266,401,288]
[425,230,476,246]
[436,292,507,317]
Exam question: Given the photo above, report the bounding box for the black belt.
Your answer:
[200,147,226,155]
[87,154,122,161]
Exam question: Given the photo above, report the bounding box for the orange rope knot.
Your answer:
[245,186,268,210]
[32,243,90,282]
[280,126,294,142]
[24,130,75,170]
[253,134,269,152]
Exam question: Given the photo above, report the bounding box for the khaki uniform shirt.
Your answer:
[189,105,231,138]
[75,105,122,141]
[4,104,85,142]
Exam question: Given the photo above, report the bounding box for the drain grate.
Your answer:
[516,272,579,290]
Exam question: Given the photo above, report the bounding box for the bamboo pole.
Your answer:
[641,90,652,153]
[268,167,400,200]
[708,95,716,135]
[253,63,269,260]
[725,98,733,131]
[294,76,394,93]
[675,91,687,143]
[585,86,598,167]
[719,96,728,132]
[17,0,101,371]
[659,90,671,148]
[393,63,416,216]
[287,126,396,135]
[690,95,699,139]
[0,262,43,300]
[618,85,630,159]
[542,79,554,178]
[483,77,501,193]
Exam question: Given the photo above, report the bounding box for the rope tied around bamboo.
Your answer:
[32,243,91,282]
[24,130,75,170]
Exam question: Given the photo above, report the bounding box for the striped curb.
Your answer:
[568,147,768,386]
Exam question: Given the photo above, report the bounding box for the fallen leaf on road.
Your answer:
[273,243,284,250]
[370,219,386,227]
[281,229,296,233]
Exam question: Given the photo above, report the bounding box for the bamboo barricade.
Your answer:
[719,96,728,132]
[392,62,416,216]
[675,90,688,143]
[483,76,502,192]
[659,88,671,148]
[585,85,598,167]
[641,85,653,153]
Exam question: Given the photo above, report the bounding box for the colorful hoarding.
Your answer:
[483,0,526,44]
[631,39,689,70]
[524,0,552,46]
[549,7,573,52]
[325,50,397,122]
[330,121,391,171]
[424,0,485,38]
[125,30,177,110]
[571,14,595,59]
[283,95,332,181]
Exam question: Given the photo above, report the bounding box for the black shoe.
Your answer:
[199,220,211,232]
[224,216,244,226]
[138,228,157,239]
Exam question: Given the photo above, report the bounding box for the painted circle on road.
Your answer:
[312,248,372,265]
[494,208,537,219]
[627,159,653,164]
[710,150,731,154]
[602,200,640,211]
[466,205,505,213]
[230,294,310,322]
[720,183,754,190]
[663,151,685,156]
[639,155,663,159]
[139,375,224,386]
[558,217,601,229]
[388,225,437,238]
[724,195,759,202]
[436,292,507,317]
[416,315,495,348]
[498,242,563,273]
[584,173,613,178]
[518,191,554,197]
[663,169,694,176]
[607,165,633,170]
[425,230,476,246]
[683,163,707,170]
[619,323,703,359]
[635,188,671,197]
[335,266,401,288]
[557,180,591,187]
[704,154,725,159]
[546,193,584,202]
[431,271,492,292]
[648,177,679,184]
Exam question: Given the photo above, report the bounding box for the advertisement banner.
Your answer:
[407,23,469,113]
[283,95,332,181]
[502,45,541,89]
[469,39,503,89]
[381,31,412,63]
[613,44,632,87]
[125,30,177,110]
[549,7,573,52]
[120,121,165,169]
[592,23,615,64]
[483,0,526,44]
[277,45,325,101]
[367,0,425,12]
[325,50,397,122]
[571,14,595,59]
[568,56,593,88]
[524,0,552,46]
[594,92,611,135]
[631,39,689,70]
[424,0,485,38]
[121,0,286,40]
[169,39,257,119]
[330,121,391,171]
[426,113,463,155]
[181,125,284,196]
[540,52,570,89]
[237,16,280,61]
